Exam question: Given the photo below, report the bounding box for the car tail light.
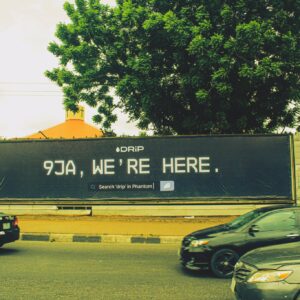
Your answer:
[13,217,18,227]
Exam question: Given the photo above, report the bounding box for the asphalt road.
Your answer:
[0,241,234,300]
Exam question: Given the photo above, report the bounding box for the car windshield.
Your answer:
[226,209,267,230]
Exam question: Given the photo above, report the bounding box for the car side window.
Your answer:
[254,211,296,231]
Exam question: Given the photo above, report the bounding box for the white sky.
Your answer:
[0,0,140,138]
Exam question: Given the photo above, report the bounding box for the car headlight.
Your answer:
[190,240,209,247]
[248,270,293,283]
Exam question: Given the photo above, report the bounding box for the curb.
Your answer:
[20,233,183,245]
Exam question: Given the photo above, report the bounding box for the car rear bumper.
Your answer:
[0,227,20,245]
[233,281,300,300]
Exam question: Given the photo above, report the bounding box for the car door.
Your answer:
[242,209,300,253]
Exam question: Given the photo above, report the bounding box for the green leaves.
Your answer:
[195,89,208,104]
[46,0,300,135]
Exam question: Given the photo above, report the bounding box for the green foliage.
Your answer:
[46,0,300,134]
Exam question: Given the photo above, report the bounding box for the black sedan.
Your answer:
[180,205,300,278]
[0,212,20,247]
[232,242,300,300]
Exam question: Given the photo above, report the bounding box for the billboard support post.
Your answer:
[293,133,300,205]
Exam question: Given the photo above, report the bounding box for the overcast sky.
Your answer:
[0,0,139,138]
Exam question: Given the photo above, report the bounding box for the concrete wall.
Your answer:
[0,204,266,217]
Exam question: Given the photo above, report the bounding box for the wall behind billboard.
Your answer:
[0,135,292,201]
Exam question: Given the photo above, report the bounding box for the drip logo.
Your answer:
[116,146,144,153]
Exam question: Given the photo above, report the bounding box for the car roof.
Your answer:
[255,204,298,213]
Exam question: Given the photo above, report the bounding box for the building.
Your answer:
[27,107,104,139]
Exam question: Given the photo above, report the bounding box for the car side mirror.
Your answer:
[249,224,260,234]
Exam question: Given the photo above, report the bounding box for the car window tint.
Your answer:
[255,211,296,231]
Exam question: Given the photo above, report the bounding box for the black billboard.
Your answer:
[0,135,292,201]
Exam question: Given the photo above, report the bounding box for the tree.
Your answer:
[46,0,300,135]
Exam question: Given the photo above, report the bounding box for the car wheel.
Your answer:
[210,248,239,278]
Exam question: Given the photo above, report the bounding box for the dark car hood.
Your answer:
[188,224,230,239]
[241,242,300,269]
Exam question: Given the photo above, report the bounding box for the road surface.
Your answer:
[0,241,234,300]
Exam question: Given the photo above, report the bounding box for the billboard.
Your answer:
[0,135,292,201]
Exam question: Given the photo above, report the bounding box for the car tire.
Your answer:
[210,248,239,278]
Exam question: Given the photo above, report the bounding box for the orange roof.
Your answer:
[27,119,104,139]
[26,107,104,139]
